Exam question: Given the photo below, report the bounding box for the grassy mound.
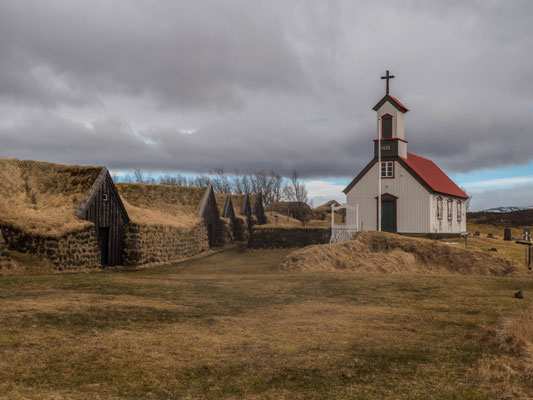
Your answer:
[281,231,524,276]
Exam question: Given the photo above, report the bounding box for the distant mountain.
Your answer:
[479,205,533,213]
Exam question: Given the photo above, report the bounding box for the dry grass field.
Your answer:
[1,247,532,399]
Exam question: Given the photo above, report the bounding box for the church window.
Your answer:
[437,197,443,220]
[447,198,453,220]
[382,114,393,139]
[381,161,394,178]
[457,201,462,221]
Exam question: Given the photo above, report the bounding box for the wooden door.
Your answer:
[381,199,397,233]
[98,227,110,266]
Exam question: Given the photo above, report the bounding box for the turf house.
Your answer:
[215,192,265,242]
[0,158,127,270]
[115,182,218,264]
[253,192,266,225]
[0,157,236,271]
[344,74,468,235]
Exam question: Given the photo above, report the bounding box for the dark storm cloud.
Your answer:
[0,0,532,178]
[0,0,307,109]
[0,112,363,176]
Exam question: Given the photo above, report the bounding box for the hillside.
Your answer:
[468,209,533,227]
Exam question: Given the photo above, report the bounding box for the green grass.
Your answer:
[0,248,532,399]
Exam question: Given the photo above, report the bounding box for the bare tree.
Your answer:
[209,168,232,193]
[461,187,472,211]
[159,174,191,186]
[232,171,251,195]
[283,169,308,204]
[269,171,283,206]
[133,168,145,183]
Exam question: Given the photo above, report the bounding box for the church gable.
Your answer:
[372,94,409,113]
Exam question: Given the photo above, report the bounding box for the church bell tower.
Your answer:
[373,70,409,158]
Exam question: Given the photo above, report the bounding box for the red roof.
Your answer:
[372,94,409,113]
[401,153,468,199]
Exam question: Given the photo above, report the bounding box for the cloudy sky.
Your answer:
[1,0,532,210]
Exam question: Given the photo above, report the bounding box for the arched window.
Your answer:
[382,114,393,139]
[457,201,462,221]
[447,198,453,220]
[437,197,443,220]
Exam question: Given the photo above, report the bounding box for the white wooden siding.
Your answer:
[346,161,431,233]
[430,194,467,234]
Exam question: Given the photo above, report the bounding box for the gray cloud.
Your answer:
[470,184,533,211]
[0,0,532,181]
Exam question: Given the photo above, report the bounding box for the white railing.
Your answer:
[330,203,358,243]
[330,225,358,243]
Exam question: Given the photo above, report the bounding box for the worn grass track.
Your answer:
[0,248,532,399]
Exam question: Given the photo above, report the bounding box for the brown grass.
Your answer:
[116,183,205,228]
[479,307,533,398]
[0,157,101,237]
[281,231,525,276]
[1,248,532,398]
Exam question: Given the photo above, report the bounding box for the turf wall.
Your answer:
[0,225,100,270]
[218,218,234,245]
[249,227,331,249]
[123,221,209,265]
[232,216,251,242]
[0,231,12,270]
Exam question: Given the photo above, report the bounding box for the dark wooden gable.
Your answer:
[221,195,235,220]
[240,194,252,218]
[198,184,221,247]
[76,168,130,267]
[253,192,266,225]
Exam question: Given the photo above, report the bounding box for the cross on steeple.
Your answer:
[381,70,395,95]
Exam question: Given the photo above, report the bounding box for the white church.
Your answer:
[343,72,468,235]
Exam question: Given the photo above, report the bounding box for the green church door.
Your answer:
[380,196,397,233]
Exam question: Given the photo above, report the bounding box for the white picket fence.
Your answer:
[330,203,358,243]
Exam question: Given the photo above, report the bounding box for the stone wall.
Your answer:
[249,227,331,249]
[232,216,250,242]
[0,231,12,270]
[218,218,233,246]
[0,225,100,270]
[123,221,209,266]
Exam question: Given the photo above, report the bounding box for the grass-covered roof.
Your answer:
[115,183,205,228]
[0,157,103,237]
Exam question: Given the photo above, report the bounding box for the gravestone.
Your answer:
[504,228,512,241]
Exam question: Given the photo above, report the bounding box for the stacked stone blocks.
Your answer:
[0,225,100,270]
[123,222,209,265]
